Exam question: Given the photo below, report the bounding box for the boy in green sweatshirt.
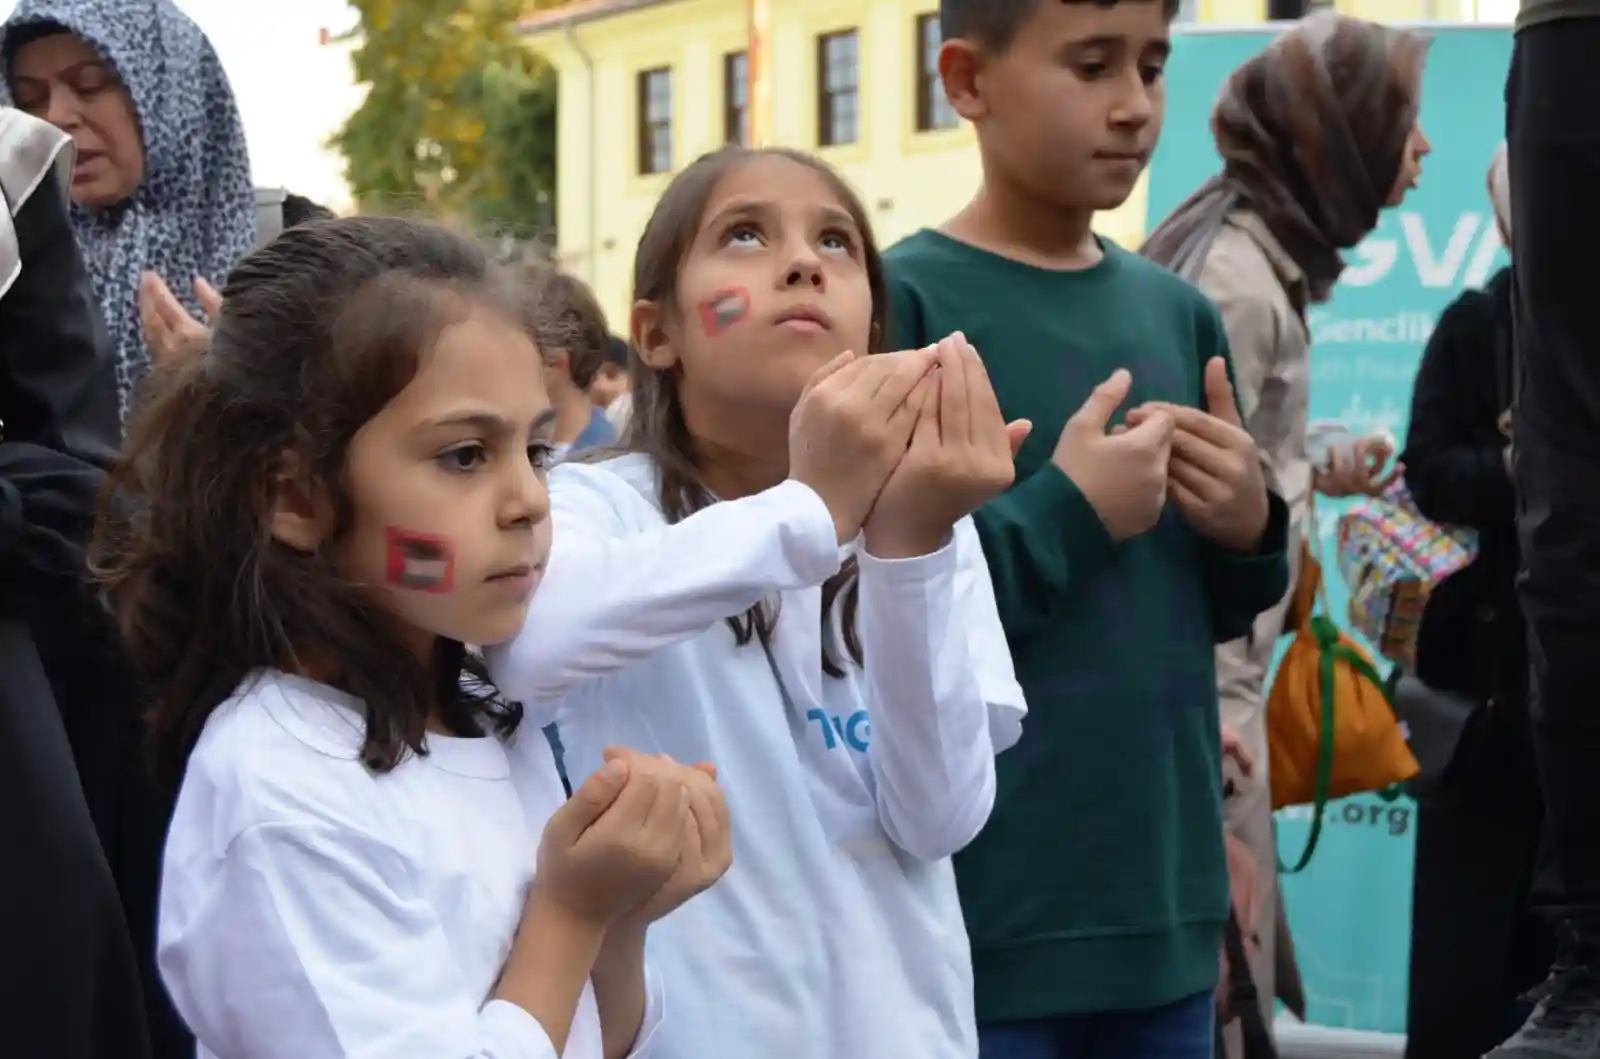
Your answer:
[883,2,1290,1055]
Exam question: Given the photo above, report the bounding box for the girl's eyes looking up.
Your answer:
[718,220,857,256]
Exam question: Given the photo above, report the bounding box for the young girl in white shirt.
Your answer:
[487,146,1031,1059]
[91,216,731,1059]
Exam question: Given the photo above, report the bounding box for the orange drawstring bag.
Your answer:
[1267,536,1418,873]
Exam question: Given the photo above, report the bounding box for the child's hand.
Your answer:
[533,755,687,928]
[789,347,938,543]
[1124,358,1268,553]
[601,748,732,926]
[863,333,1030,557]
[1053,369,1175,541]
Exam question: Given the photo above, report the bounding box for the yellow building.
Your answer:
[522,0,1498,328]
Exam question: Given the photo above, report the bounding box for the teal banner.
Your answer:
[1145,24,1514,1036]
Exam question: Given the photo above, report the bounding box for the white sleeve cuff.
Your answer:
[478,998,558,1059]
[856,531,958,582]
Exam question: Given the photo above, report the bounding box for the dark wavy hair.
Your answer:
[536,269,611,390]
[91,216,558,780]
[621,145,888,678]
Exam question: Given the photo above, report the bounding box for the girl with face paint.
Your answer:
[92,217,732,1059]
[485,145,1032,1059]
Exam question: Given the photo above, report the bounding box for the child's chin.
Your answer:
[454,605,532,652]
[1083,178,1143,214]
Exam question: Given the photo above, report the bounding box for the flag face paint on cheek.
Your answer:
[384,528,455,593]
[698,288,750,337]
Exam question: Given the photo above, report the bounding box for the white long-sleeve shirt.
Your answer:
[158,669,663,1059]
[485,454,1025,1059]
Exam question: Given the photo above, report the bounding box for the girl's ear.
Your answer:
[263,450,335,553]
[632,299,678,370]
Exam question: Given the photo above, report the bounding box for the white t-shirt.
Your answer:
[485,454,1026,1059]
[158,669,664,1059]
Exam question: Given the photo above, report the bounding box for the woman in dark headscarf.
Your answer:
[0,0,256,424]
[1141,14,1431,1057]
[0,104,151,1059]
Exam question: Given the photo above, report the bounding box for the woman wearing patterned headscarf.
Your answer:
[1141,13,1431,1057]
[0,0,256,426]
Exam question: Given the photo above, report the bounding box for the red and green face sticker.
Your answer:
[384,527,454,593]
[698,287,750,336]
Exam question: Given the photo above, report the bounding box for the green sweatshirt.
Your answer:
[884,229,1290,1021]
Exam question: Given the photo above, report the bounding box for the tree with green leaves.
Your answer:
[333,0,563,239]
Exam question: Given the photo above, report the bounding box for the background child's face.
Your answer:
[589,364,628,407]
[336,307,556,653]
[637,156,874,438]
[951,1,1171,213]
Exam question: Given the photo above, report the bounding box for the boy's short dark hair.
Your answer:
[536,270,610,389]
[602,334,630,369]
[940,0,1181,51]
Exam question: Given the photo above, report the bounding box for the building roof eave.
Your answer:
[517,0,678,38]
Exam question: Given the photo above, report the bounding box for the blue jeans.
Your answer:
[978,991,1215,1059]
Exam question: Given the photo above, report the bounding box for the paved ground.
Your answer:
[1276,1020,1405,1059]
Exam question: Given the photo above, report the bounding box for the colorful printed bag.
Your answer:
[1335,480,1479,670]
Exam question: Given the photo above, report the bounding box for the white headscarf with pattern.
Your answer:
[1,0,257,424]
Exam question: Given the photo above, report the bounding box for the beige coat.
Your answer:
[1194,210,1311,1050]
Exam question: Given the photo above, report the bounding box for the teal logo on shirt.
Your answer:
[807,709,870,753]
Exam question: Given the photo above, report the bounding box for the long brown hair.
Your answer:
[91,217,554,780]
[622,146,889,677]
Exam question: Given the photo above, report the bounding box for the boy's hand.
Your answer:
[1125,357,1268,553]
[1054,369,1174,541]
[863,333,1031,558]
[601,748,732,927]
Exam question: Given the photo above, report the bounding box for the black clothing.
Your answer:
[0,113,153,1059]
[1402,269,1553,1058]
[1489,16,1600,1059]
[1507,15,1600,946]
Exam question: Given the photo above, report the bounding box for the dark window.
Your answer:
[724,51,749,145]
[637,67,672,175]
[914,14,957,132]
[817,30,859,147]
